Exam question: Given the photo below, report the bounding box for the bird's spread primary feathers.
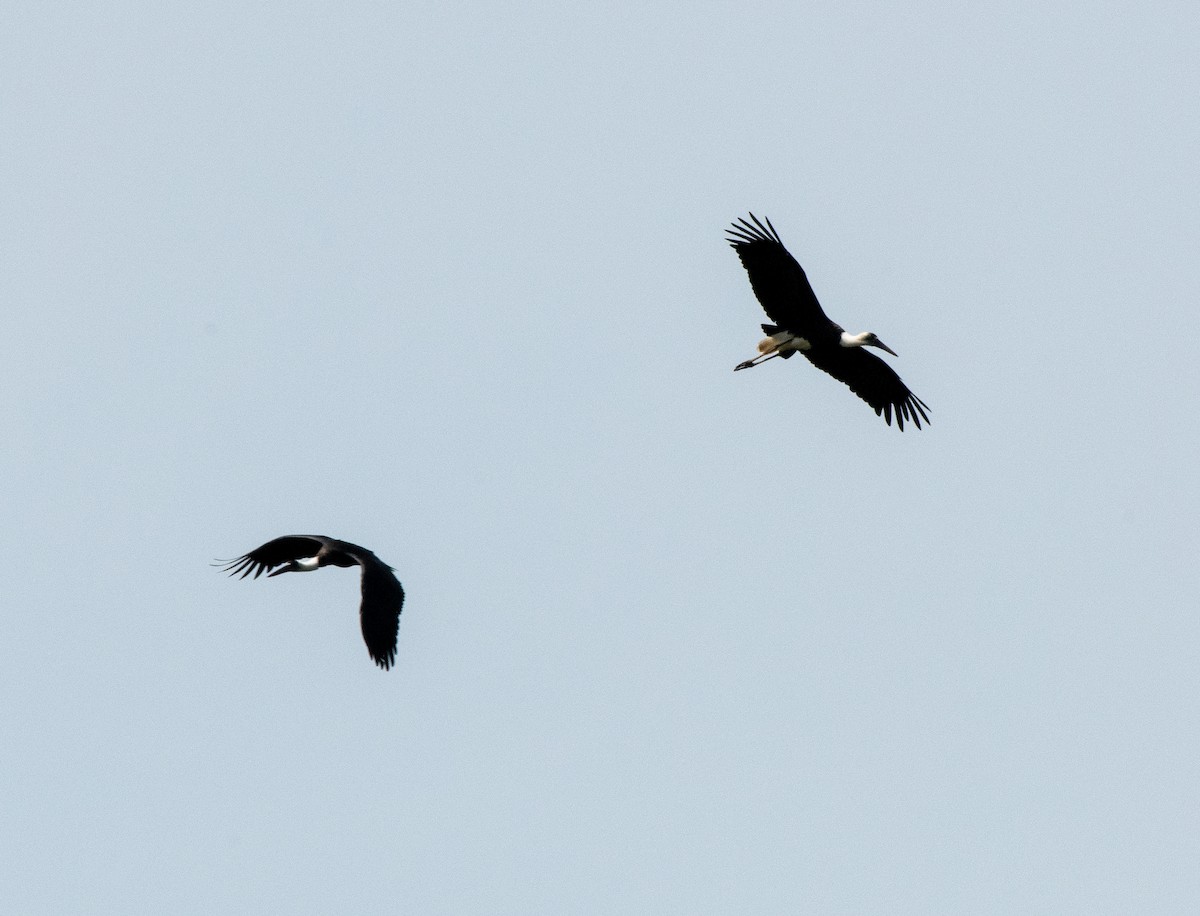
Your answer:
[728,214,931,430]
[727,215,831,331]
[219,534,404,670]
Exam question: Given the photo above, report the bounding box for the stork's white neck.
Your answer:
[839,331,869,348]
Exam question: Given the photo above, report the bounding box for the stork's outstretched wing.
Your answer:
[727,214,831,333]
[801,346,931,430]
[359,560,404,670]
[218,535,332,578]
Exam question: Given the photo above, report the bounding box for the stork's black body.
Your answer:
[728,214,930,430]
[219,535,404,670]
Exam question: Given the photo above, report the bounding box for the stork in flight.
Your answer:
[218,535,404,670]
[728,214,930,430]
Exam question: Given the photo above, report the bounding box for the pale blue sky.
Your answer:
[3,2,1199,913]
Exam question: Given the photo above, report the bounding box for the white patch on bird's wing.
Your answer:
[295,556,321,571]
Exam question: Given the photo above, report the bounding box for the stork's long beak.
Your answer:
[869,338,898,357]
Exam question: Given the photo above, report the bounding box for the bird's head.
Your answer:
[843,331,898,356]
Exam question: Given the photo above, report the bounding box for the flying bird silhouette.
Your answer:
[728,213,930,430]
[218,535,404,670]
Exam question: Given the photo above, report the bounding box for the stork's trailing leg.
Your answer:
[734,329,807,371]
[734,352,782,371]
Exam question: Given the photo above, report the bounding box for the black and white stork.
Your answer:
[219,535,404,670]
[728,214,931,430]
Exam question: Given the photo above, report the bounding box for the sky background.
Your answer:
[3,2,1199,913]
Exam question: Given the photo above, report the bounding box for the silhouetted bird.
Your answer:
[219,535,404,670]
[729,213,930,430]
